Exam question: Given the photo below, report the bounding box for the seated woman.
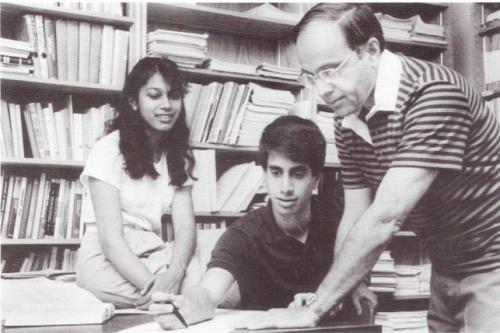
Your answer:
[76,57,196,309]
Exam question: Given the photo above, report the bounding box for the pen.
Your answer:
[159,301,189,328]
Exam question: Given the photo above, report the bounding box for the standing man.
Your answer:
[236,4,500,332]
[150,116,377,330]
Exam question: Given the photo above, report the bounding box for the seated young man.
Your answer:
[150,116,376,329]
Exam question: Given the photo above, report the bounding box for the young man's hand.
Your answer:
[351,282,378,315]
[234,307,320,330]
[150,291,214,330]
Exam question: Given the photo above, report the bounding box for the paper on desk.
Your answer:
[118,309,261,333]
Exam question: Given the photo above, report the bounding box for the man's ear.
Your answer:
[128,97,138,111]
[366,37,381,66]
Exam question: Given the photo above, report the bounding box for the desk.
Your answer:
[3,314,153,333]
[3,312,381,333]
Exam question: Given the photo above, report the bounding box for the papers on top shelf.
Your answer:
[208,59,257,76]
[243,3,303,24]
[486,10,500,23]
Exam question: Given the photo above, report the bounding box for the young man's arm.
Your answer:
[234,167,438,330]
[150,267,236,330]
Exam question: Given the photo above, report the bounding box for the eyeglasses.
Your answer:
[299,49,357,86]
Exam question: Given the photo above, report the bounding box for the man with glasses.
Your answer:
[236,3,500,332]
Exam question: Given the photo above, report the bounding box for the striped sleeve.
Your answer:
[392,83,472,170]
[334,120,369,189]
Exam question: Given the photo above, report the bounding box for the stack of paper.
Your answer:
[237,83,295,146]
[208,58,257,76]
[243,3,302,24]
[411,16,446,45]
[256,63,301,81]
[0,38,34,75]
[147,29,209,68]
[369,251,397,293]
[375,311,428,333]
[375,13,447,46]
[216,162,264,213]
[486,10,500,24]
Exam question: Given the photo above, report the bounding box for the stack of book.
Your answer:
[1,247,77,274]
[147,29,209,68]
[486,98,500,122]
[15,14,129,86]
[237,83,295,146]
[394,264,431,297]
[0,99,116,160]
[0,38,34,75]
[207,58,257,76]
[256,63,301,81]
[483,32,500,92]
[216,162,264,213]
[375,311,428,333]
[375,13,446,46]
[315,111,340,165]
[189,150,265,214]
[1,173,85,241]
[485,9,500,25]
[369,251,397,293]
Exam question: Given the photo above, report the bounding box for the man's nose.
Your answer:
[315,79,336,104]
[281,176,293,194]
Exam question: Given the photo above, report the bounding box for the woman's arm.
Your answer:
[89,177,153,289]
[153,185,196,294]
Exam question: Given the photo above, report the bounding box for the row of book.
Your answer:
[163,219,228,243]
[375,12,447,46]
[0,172,85,241]
[22,1,124,17]
[0,38,34,75]
[190,150,265,213]
[1,99,115,160]
[1,247,77,274]
[185,82,295,146]
[16,14,129,86]
[483,33,500,92]
[375,311,428,333]
[147,29,209,69]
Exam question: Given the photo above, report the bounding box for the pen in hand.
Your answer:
[158,301,189,328]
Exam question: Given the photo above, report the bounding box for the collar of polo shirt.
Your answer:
[341,50,402,145]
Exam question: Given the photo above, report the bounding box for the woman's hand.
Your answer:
[152,266,185,295]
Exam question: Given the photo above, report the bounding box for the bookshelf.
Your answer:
[0,2,133,273]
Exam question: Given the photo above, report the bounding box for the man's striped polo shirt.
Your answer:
[334,52,500,275]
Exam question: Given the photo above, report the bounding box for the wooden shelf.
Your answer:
[395,231,417,237]
[386,38,447,52]
[1,158,85,169]
[479,20,500,36]
[181,68,303,90]
[147,3,298,38]
[392,294,430,300]
[1,239,81,246]
[0,2,133,28]
[0,74,122,96]
[482,89,500,100]
[164,211,245,218]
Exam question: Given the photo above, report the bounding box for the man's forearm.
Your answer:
[311,209,396,317]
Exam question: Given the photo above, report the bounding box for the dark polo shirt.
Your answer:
[207,198,336,310]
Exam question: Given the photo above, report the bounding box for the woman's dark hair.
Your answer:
[259,115,326,177]
[108,56,194,187]
[293,3,385,52]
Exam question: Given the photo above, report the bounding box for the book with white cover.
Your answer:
[2,277,114,326]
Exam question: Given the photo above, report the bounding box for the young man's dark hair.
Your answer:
[292,3,385,52]
[259,115,326,177]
